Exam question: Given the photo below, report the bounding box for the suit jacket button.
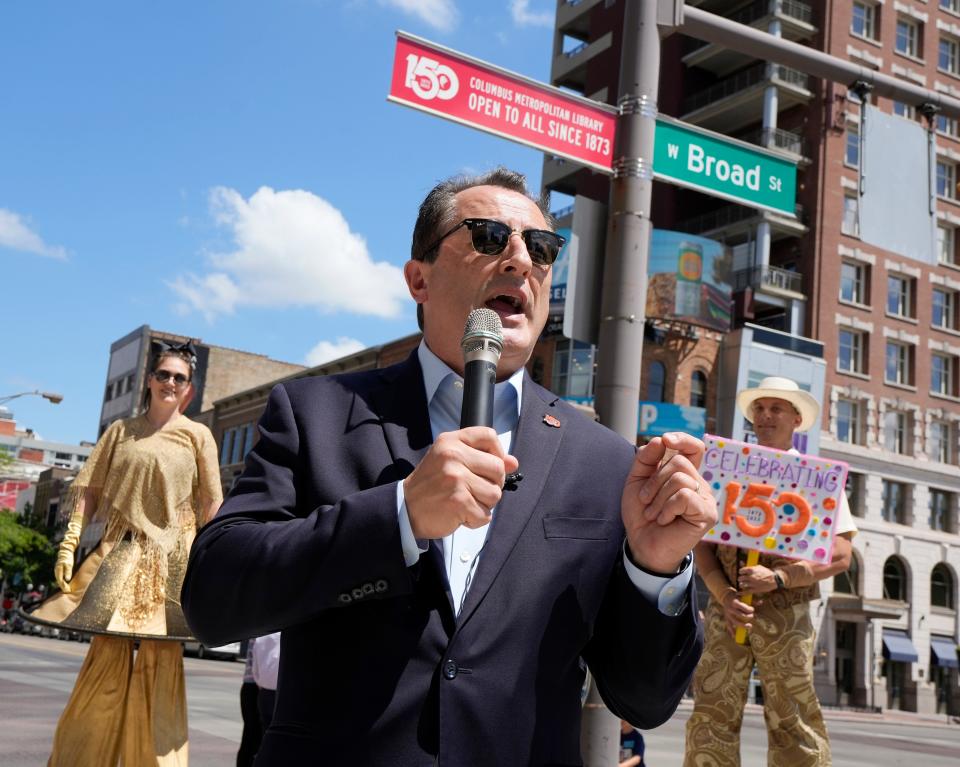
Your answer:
[352,587,364,600]
[375,579,388,592]
[362,582,375,596]
[338,593,351,604]
[442,659,458,680]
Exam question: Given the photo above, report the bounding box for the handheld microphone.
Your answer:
[459,308,503,429]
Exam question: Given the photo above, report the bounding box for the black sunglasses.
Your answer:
[152,370,191,386]
[425,217,566,266]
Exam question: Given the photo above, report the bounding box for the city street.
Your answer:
[2,633,957,766]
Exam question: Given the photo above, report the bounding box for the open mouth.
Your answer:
[485,293,524,317]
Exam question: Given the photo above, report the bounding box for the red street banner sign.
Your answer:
[388,32,617,173]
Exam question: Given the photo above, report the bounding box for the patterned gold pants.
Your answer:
[48,635,188,767]
[683,597,831,767]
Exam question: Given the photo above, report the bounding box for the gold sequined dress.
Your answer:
[31,413,222,640]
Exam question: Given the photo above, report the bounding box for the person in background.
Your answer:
[683,377,857,767]
[250,631,281,734]
[29,341,222,767]
[619,719,645,766]
[236,639,263,767]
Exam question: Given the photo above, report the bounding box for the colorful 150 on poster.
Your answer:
[698,435,848,564]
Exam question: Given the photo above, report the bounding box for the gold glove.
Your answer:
[54,508,84,593]
[702,568,737,606]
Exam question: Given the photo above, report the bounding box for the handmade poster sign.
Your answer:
[699,435,848,565]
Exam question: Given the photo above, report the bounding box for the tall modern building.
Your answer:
[538,0,960,714]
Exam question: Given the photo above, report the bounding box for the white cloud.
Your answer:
[170,186,409,322]
[304,337,367,366]
[380,0,458,32]
[510,0,553,27]
[0,209,67,260]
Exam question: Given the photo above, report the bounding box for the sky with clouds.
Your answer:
[1,0,560,444]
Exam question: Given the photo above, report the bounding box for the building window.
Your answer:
[929,490,955,532]
[243,424,256,456]
[842,194,860,235]
[896,17,921,58]
[836,398,862,444]
[845,472,865,517]
[944,0,960,15]
[886,275,913,318]
[646,361,667,402]
[885,341,912,385]
[883,410,910,454]
[930,419,954,463]
[931,353,957,396]
[937,114,959,137]
[834,551,861,595]
[937,161,958,200]
[883,556,908,600]
[932,288,958,330]
[930,563,955,608]
[938,225,959,264]
[552,340,596,399]
[882,480,908,524]
[690,369,708,408]
[838,329,866,374]
[845,125,860,167]
[940,36,960,75]
[852,2,879,41]
[104,382,113,401]
[219,431,233,466]
[893,101,915,120]
[840,261,867,304]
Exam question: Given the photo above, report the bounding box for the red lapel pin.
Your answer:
[543,413,561,428]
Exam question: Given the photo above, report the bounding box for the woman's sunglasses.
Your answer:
[425,217,566,266]
[152,370,191,386]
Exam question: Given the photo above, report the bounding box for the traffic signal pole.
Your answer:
[586,0,661,763]
[594,0,659,440]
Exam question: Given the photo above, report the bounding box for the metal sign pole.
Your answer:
[586,0,661,762]
[594,0,658,443]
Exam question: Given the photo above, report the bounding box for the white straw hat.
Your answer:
[736,376,820,433]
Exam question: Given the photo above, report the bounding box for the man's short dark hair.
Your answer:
[410,167,555,328]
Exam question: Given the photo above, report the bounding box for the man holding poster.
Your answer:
[683,377,857,767]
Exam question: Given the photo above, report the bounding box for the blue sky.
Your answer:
[1,0,564,445]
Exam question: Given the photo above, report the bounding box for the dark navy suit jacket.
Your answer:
[182,352,702,766]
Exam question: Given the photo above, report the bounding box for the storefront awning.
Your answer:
[930,636,960,669]
[882,630,919,663]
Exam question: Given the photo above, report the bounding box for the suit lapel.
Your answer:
[455,374,565,631]
[361,351,432,478]
[361,351,456,622]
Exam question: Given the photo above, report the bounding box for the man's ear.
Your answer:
[404,259,428,305]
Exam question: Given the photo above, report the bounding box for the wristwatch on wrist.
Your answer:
[773,570,785,589]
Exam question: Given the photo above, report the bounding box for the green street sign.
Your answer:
[653,116,798,217]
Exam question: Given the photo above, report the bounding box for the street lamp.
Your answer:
[0,390,64,407]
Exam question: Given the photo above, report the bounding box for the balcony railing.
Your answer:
[679,202,806,235]
[740,127,808,157]
[733,264,804,294]
[687,1,814,56]
[682,62,810,114]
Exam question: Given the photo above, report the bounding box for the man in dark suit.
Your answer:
[182,168,717,766]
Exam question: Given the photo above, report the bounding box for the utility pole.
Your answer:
[585,0,662,764]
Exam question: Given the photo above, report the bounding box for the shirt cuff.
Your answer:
[621,542,693,617]
[396,481,429,567]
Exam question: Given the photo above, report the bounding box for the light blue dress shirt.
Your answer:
[397,342,692,616]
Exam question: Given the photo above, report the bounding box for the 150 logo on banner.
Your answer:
[404,54,458,101]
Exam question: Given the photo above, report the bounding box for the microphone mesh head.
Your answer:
[461,308,503,354]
